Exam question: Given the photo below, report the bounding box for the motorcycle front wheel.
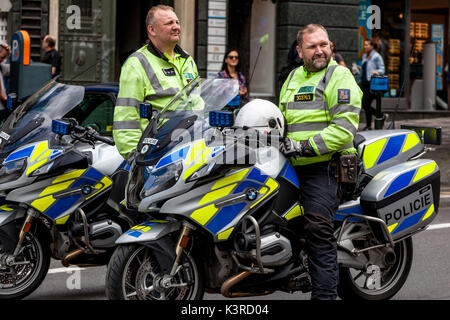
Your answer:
[106,244,204,300]
[0,233,51,300]
[337,237,413,300]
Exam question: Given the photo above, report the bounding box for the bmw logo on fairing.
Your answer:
[82,185,93,195]
[246,188,258,201]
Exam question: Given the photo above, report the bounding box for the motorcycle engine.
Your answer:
[234,230,292,267]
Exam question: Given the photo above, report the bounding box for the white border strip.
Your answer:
[427,223,450,231]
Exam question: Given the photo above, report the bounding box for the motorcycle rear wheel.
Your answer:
[0,233,51,300]
[337,237,413,300]
[106,244,204,300]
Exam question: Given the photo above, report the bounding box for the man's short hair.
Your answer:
[44,35,56,48]
[146,5,175,26]
[0,43,10,55]
[297,24,329,48]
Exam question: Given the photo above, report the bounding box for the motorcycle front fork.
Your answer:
[170,224,192,276]
[13,207,38,256]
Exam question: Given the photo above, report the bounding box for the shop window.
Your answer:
[71,0,92,17]
[359,0,407,97]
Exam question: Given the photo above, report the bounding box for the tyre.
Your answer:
[0,233,51,300]
[106,244,204,300]
[337,237,413,300]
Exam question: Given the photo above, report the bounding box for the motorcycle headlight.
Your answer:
[140,161,183,199]
[0,158,27,184]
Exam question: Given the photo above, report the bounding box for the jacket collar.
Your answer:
[147,40,190,61]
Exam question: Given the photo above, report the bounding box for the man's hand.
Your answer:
[280,138,316,157]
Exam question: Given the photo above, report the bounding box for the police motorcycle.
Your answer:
[0,80,147,299]
[105,76,441,300]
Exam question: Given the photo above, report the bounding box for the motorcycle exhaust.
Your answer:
[62,248,83,267]
[382,247,397,266]
[220,271,273,298]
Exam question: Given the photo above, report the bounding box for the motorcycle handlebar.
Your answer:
[71,124,115,146]
[92,133,115,146]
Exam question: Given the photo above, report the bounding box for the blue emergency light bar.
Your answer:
[139,103,153,119]
[209,111,234,128]
[52,120,71,135]
[370,75,389,93]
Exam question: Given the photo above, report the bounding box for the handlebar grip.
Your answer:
[94,134,115,146]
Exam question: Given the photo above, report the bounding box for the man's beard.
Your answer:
[304,53,330,72]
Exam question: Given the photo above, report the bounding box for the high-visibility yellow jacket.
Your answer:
[279,59,362,166]
[113,41,198,159]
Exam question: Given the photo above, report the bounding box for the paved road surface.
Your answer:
[25,197,450,301]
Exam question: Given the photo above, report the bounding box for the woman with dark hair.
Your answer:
[360,38,385,130]
[216,49,248,102]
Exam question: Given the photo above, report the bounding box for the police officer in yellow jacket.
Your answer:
[113,5,198,160]
[279,24,362,300]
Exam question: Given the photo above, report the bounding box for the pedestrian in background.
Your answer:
[41,35,62,77]
[0,43,11,111]
[279,39,304,84]
[330,41,346,67]
[360,38,385,130]
[216,49,248,103]
[113,5,198,160]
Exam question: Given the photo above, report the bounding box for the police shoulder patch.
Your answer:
[337,89,350,104]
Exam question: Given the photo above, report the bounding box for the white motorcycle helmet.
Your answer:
[234,99,285,136]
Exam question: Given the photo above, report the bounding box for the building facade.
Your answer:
[2,0,449,111]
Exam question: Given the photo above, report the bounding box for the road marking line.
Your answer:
[47,267,85,274]
[427,223,450,231]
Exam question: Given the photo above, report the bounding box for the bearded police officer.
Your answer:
[113,5,198,160]
[279,24,362,300]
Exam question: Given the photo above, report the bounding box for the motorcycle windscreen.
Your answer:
[136,78,239,167]
[0,81,85,158]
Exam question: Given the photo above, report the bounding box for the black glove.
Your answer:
[280,138,316,157]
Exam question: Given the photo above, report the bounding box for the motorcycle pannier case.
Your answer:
[360,159,440,240]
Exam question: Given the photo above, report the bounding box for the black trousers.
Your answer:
[361,82,377,128]
[295,161,341,300]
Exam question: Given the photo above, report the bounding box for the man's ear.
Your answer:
[296,45,303,59]
[147,24,155,37]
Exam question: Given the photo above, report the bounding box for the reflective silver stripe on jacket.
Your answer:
[286,100,328,111]
[287,122,329,132]
[331,118,357,135]
[312,134,329,155]
[116,97,142,108]
[286,65,338,112]
[329,104,360,116]
[130,52,180,100]
[113,121,141,130]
